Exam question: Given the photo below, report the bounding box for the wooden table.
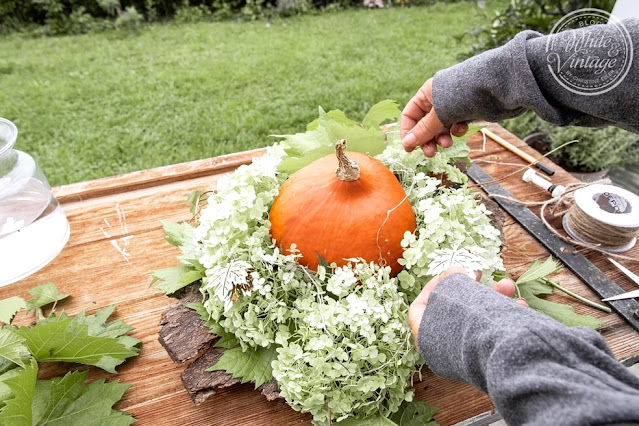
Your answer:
[4,123,639,425]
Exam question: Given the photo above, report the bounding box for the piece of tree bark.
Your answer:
[181,347,241,405]
[158,296,217,364]
[258,379,281,401]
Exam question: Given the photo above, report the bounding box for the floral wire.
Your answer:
[375,159,419,267]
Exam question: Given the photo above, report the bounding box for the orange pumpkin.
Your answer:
[269,139,416,277]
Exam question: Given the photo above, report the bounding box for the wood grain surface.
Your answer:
[3,123,638,426]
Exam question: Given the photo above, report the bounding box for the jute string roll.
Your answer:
[565,203,639,249]
[485,177,639,263]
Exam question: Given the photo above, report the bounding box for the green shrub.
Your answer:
[174,2,211,22]
[276,0,311,16]
[503,112,639,172]
[470,1,637,173]
[115,5,144,29]
[460,0,616,58]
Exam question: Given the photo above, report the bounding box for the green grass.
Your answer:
[0,1,506,186]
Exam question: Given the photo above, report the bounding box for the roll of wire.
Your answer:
[562,184,639,253]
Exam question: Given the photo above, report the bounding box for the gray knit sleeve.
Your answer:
[432,20,639,133]
[417,273,639,425]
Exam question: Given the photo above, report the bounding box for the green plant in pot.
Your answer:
[503,112,639,179]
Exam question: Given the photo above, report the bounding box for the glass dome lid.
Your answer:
[0,118,18,156]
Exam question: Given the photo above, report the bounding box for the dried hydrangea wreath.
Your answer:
[153,101,505,425]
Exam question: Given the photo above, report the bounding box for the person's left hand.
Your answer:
[407,267,528,343]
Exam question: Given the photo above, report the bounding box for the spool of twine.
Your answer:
[562,184,639,253]
[565,203,639,249]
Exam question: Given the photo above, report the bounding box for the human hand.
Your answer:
[401,78,468,157]
[407,267,528,343]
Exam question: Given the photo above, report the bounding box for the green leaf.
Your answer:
[276,104,389,174]
[32,371,134,425]
[0,367,23,408]
[335,415,398,426]
[213,330,239,349]
[0,358,37,425]
[26,283,69,313]
[0,297,26,325]
[322,115,386,155]
[316,252,330,269]
[361,100,401,129]
[160,220,191,247]
[0,328,31,368]
[515,257,562,285]
[519,285,604,329]
[69,306,141,352]
[517,280,553,296]
[208,345,277,388]
[161,220,193,247]
[151,264,202,294]
[389,400,440,426]
[185,302,214,327]
[307,107,357,130]
[38,307,141,354]
[186,190,209,218]
[16,318,138,373]
[440,123,486,159]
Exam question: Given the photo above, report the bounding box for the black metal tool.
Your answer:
[467,163,639,331]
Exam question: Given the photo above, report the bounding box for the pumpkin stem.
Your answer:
[335,139,360,181]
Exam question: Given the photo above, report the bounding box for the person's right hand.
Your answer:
[401,78,468,157]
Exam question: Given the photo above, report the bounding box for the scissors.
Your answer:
[601,258,639,302]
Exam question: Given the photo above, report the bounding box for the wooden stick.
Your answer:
[481,128,555,176]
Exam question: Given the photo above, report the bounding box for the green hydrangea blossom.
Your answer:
[186,131,504,423]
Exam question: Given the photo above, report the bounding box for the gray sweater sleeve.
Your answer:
[417,273,639,425]
[432,20,639,133]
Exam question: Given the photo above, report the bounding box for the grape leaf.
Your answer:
[161,220,193,247]
[0,328,31,368]
[0,297,26,325]
[389,400,440,426]
[16,318,138,373]
[361,100,401,129]
[0,367,23,408]
[307,107,357,130]
[439,123,485,160]
[70,306,141,352]
[26,283,68,313]
[38,306,141,353]
[32,371,133,425]
[276,102,393,174]
[213,331,240,349]
[335,415,398,426]
[322,116,387,154]
[519,284,604,329]
[208,345,277,388]
[0,358,37,425]
[518,279,554,296]
[151,264,202,295]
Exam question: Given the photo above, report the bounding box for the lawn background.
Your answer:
[0,0,508,186]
